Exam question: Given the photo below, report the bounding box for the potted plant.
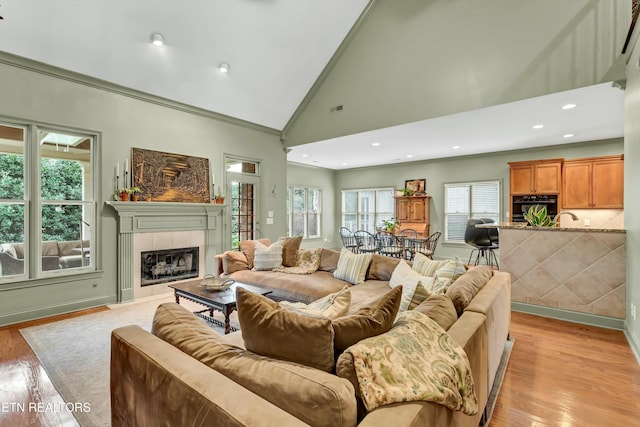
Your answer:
[214,192,225,204]
[128,187,142,201]
[116,188,130,201]
[381,218,401,234]
[523,204,557,227]
[402,187,413,197]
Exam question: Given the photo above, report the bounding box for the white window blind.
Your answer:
[444,181,500,243]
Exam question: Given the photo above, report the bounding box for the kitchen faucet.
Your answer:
[553,211,579,223]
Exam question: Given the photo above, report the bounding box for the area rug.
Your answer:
[19,294,232,427]
[480,337,515,427]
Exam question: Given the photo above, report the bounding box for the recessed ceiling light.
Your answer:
[563,133,574,138]
[372,142,381,147]
[342,162,348,166]
[452,145,461,150]
[532,124,544,129]
[149,32,165,47]
[406,154,413,158]
[562,103,577,110]
[301,154,309,158]
[218,62,230,74]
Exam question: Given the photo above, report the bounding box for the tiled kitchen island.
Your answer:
[499,223,626,329]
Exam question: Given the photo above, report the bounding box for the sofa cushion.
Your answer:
[253,240,284,271]
[236,287,335,372]
[366,254,402,281]
[280,285,351,319]
[239,238,270,269]
[319,248,341,272]
[222,251,250,273]
[279,236,303,267]
[152,302,357,427]
[333,248,373,285]
[445,266,493,316]
[413,294,458,330]
[332,285,402,353]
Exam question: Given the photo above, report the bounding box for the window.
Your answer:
[444,181,500,244]
[0,122,96,281]
[287,187,321,239]
[341,188,394,233]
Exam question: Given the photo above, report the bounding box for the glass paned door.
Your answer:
[226,158,261,251]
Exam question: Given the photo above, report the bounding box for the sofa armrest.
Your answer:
[111,325,310,427]
[213,253,225,277]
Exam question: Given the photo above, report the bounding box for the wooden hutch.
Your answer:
[394,195,430,237]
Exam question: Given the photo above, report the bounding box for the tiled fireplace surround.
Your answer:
[107,201,225,302]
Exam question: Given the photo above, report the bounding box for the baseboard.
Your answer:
[624,329,640,365]
[0,296,116,327]
[511,302,625,330]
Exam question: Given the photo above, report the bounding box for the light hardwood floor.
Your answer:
[0,309,638,426]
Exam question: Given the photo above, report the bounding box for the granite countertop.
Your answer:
[478,222,626,233]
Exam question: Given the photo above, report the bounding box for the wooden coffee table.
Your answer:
[169,280,271,334]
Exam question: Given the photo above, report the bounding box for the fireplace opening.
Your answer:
[141,246,199,286]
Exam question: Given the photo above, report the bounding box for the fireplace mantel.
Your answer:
[106,201,226,301]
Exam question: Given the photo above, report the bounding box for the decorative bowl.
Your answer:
[201,275,235,291]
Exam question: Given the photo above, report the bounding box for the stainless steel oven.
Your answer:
[512,194,558,222]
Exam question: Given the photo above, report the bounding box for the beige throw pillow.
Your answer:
[253,240,284,271]
[446,265,493,316]
[279,236,303,267]
[388,260,435,313]
[236,287,336,372]
[222,250,250,273]
[280,286,351,319]
[413,294,458,330]
[333,248,373,285]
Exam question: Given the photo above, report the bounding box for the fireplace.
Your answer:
[141,246,199,286]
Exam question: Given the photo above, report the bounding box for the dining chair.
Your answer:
[406,231,442,261]
[339,227,358,253]
[353,230,378,254]
[375,231,404,258]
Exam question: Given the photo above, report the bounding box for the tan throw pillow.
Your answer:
[253,240,283,271]
[413,294,458,330]
[222,250,249,273]
[280,285,351,319]
[333,248,373,285]
[332,286,402,353]
[279,236,303,267]
[239,238,270,269]
[236,287,335,372]
[445,265,493,316]
[407,282,433,311]
[319,248,341,272]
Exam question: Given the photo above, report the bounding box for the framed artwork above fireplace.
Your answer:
[131,147,211,203]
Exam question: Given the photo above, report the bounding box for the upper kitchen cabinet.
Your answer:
[563,155,624,209]
[508,159,563,195]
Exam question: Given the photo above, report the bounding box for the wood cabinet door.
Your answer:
[592,159,624,208]
[395,198,410,221]
[510,166,534,194]
[562,162,592,208]
[409,198,426,222]
[534,163,561,194]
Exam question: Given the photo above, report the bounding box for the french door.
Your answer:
[225,157,261,250]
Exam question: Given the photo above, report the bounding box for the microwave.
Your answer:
[511,194,558,222]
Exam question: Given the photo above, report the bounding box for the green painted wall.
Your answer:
[330,138,623,261]
[0,57,286,326]
[285,0,629,146]
[624,31,640,359]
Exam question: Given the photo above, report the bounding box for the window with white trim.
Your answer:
[444,181,500,244]
[341,188,394,233]
[286,187,321,239]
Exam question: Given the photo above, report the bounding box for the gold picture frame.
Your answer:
[131,147,211,203]
[404,179,426,195]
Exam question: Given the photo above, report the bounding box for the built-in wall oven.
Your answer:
[511,194,558,222]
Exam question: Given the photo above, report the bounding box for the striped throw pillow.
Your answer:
[333,248,373,285]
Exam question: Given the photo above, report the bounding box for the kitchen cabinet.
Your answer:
[509,159,563,195]
[563,155,624,208]
[395,196,430,237]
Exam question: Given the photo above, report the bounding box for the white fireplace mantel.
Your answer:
[106,201,226,302]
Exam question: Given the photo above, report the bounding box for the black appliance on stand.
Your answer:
[511,194,558,223]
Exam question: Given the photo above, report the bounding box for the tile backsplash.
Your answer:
[558,209,624,229]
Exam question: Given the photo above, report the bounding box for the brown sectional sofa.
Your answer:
[111,248,511,427]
